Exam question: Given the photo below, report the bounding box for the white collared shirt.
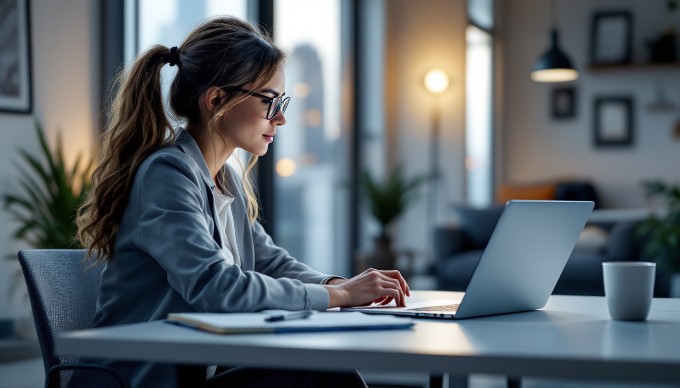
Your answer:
[213,187,242,267]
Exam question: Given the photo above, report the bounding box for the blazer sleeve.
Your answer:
[221,164,334,284]
[250,219,331,284]
[131,152,329,312]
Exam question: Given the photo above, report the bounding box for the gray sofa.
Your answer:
[433,206,663,296]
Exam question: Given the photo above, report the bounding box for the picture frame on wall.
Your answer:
[551,86,576,119]
[0,0,33,114]
[589,11,633,65]
[593,96,634,147]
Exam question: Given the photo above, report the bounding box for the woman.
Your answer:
[76,16,410,387]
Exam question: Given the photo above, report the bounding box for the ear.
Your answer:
[202,86,226,115]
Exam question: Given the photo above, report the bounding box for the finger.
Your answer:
[402,278,411,297]
[382,287,403,306]
[381,279,405,306]
[375,285,400,306]
[362,268,377,275]
[392,271,411,297]
[378,270,411,297]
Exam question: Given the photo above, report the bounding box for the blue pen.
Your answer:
[265,311,314,323]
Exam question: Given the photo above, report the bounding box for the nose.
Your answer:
[271,109,286,126]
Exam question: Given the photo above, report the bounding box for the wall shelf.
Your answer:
[587,62,680,71]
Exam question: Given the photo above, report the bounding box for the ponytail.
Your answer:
[78,17,286,262]
[77,45,174,262]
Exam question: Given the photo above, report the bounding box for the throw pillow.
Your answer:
[455,205,504,249]
[574,225,608,251]
[607,222,641,261]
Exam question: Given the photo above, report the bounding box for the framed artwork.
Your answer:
[593,96,634,147]
[551,87,576,119]
[0,0,32,113]
[589,11,633,65]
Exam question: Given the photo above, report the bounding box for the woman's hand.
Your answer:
[323,268,411,308]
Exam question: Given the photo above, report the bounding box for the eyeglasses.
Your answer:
[239,89,290,120]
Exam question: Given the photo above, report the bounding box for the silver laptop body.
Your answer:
[345,200,594,319]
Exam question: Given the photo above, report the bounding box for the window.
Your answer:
[466,0,494,207]
[134,1,249,60]
[131,0,353,275]
[133,0,249,130]
[273,0,348,275]
[357,0,387,253]
[132,1,251,169]
[468,0,493,30]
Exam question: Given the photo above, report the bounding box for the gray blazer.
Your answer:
[91,129,332,387]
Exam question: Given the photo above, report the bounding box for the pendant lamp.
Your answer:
[531,0,578,82]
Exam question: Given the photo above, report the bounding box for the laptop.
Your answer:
[345,200,594,319]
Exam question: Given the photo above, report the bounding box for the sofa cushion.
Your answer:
[607,222,643,261]
[437,250,484,291]
[455,205,504,249]
[554,249,607,295]
[574,226,608,251]
[555,181,600,208]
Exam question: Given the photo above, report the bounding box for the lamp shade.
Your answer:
[424,69,450,94]
[531,30,578,83]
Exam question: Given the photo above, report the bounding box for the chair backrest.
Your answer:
[18,249,102,375]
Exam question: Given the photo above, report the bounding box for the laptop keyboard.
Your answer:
[411,304,460,312]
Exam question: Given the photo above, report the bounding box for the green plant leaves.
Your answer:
[639,180,680,275]
[2,121,93,249]
[360,165,428,235]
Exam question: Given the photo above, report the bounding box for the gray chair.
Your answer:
[18,249,128,388]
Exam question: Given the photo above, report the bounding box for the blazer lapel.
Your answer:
[174,129,223,247]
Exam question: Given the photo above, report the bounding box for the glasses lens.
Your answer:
[266,97,280,120]
[280,97,290,115]
[265,96,290,120]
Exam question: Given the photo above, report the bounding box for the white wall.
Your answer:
[386,0,467,268]
[501,0,680,208]
[0,0,99,321]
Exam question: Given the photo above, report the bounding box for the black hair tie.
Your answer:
[167,46,180,67]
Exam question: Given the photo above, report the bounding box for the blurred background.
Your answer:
[1,2,679,385]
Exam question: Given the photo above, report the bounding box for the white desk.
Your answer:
[56,291,680,385]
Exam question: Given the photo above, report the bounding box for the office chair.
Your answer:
[18,249,129,388]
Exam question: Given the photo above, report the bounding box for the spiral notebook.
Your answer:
[166,311,414,334]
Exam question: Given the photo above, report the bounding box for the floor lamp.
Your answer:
[424,69,449,227]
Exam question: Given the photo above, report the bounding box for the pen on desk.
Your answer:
[265,311,314,323]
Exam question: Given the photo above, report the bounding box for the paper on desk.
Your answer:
[166,311,414,334]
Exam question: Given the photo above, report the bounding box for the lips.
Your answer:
[263,133,275,143]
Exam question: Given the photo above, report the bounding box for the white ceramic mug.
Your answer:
[602,262,656,321]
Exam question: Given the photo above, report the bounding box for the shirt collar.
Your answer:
[174,127,215,190]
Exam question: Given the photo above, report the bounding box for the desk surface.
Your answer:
[56,291,680,384]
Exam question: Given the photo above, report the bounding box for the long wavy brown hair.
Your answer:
[77,16,285,262]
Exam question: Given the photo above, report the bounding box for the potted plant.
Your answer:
[638,180,680,297]
[2,122,92,337]
[3,122,92,249]
[359,165,427,271]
